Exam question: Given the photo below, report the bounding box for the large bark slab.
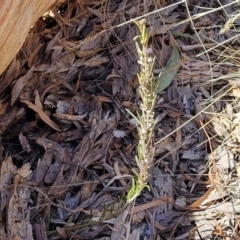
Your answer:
[0,0,57,76]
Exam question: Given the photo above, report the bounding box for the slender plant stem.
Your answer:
[127,19,158,203]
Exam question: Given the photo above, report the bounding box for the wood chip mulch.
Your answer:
[1,0,240,239]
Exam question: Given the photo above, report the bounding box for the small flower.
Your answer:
[146,48,153,54]
[147,57,153,63]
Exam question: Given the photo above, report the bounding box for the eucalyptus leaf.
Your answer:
[155,46,181,94]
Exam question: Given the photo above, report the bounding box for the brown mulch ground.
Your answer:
[1,0,240,239]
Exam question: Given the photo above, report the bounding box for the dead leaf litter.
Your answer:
[1,0,240,239]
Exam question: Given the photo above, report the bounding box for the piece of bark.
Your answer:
[0,0,57,76]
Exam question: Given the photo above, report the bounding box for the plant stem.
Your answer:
[127,19,157,203]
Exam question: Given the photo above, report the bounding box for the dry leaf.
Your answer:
[21,99,60,131]
[0,156,17,211]
[84,56,109,67]
[28,43,44,68]
[19,132,31,153]
[34,90,43,110]
[11,68,34,105]
[190,186,214,209]
[130,198,169,214]
[16,163,32,179]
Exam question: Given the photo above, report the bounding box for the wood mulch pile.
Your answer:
[1,0,240,239]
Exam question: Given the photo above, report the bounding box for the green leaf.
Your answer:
[126,177,149,203]
[155,46,181,94]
